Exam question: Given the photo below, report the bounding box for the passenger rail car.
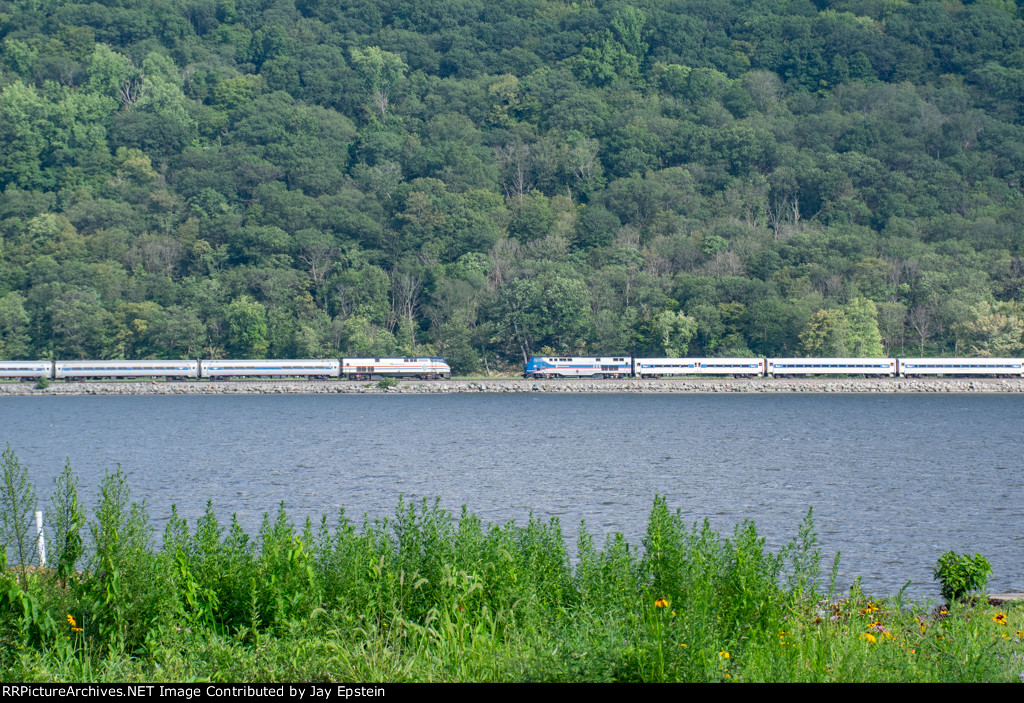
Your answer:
[634,357,765,378]
[695,358,765,376]
[766,358,896,377]
[897,358,1024,377]
[55,360,200,380]
[200,359,340,380]
[0,361,54,379]
[632,358,698,377]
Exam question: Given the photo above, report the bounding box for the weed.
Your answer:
[45,459,85,587]
[934,551,992,603]
[0,444,39,586]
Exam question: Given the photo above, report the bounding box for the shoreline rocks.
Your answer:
[2,377,1023,395]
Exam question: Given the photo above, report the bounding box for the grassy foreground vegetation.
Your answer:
[1,453,1022,682]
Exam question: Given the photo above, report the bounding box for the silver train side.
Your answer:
[0,358,452,381]
[523,356,1024,379]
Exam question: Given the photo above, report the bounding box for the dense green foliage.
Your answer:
[0,453,1021,682]
[3,1,1024,370]
[934,550,992,602]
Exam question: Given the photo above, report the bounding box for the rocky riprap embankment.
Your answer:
[3,378,1024,395]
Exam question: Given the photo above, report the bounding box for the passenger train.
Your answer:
[0,355,1021,383]
[0,357,452,381]
[523,356,1024,378]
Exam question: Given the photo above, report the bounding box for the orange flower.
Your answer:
[654,598,669,608]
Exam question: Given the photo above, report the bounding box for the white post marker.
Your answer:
[35,510,45,566]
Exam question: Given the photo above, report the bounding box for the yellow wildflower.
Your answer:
[992,612,1007,625]
[860,633,877,643]
[654,598,669,608]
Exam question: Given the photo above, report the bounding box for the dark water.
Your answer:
[1,393,1022,599]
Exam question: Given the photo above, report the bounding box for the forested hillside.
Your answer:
[2,0,1024,372]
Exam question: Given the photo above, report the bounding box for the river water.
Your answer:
[1,392,1021,599]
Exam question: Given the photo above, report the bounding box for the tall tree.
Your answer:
[225,296,269,358]
[844,297,885,357]
[349,46,407,122]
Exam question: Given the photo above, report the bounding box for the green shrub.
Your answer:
[0,444,39,586]
[84,467,173,655]
[933,551,992,602]
[253,503,320,631]
[45,459,85,586]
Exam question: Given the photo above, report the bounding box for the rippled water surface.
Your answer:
[2,392,1022,598]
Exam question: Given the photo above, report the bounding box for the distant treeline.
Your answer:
[2,0,1024,372]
